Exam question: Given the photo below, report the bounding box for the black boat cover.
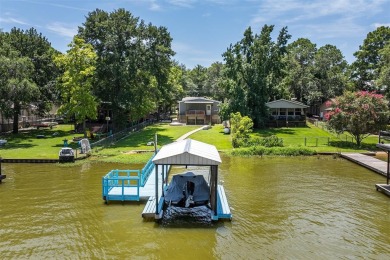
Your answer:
[164,172,210,206]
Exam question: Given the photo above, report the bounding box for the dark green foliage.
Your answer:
[249,135,284,147]
[222,25,291,128]
[230,146,316,156]
[0,27,60,133]
[351,26,390,90]
[78,8,174,129]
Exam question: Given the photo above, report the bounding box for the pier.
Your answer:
[340,153,388,177]
[341,146,390,197]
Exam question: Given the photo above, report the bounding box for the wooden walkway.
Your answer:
[340,153,388,177]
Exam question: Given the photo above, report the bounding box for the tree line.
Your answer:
[1,8,389,134]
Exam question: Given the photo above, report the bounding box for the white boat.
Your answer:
[59,147,74,162]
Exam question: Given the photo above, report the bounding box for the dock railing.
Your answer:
[140,153,156,187]
[102,154,157,202]
[102,169,141,202]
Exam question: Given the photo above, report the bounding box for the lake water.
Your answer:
[1,156,389,259]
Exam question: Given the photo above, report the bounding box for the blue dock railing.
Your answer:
[102,169,141,202]
[102,153,157,202]
[140,153,156,187]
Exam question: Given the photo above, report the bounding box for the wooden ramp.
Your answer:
[340,153,388,177]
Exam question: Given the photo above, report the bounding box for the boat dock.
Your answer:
[340,153,388,177]
[341,149,390,197]
[102,154,169,203]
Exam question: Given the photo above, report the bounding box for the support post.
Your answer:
[387,152,389,185]
[155,165,159,215]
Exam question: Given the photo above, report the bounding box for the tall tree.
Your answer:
[313,44,348,102]
[283,38,317,104]
[54,37,98,138]
[377,42,390,96]
[351,26,390,90]
[188,65,208,97]
[205,62,226,101]
[78,8,174,129]
[0,45,39,133]
[4,27,60,116]
[222,25,291,128]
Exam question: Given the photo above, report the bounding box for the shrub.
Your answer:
[230,112,253,148]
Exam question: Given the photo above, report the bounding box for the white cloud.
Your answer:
[46,22,77,38]
[248,0,388,40]
[0,17,29,26]
[167,0,197,8]
[172,41,209,55]
[373,23,390,28]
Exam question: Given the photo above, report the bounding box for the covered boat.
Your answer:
[59,147,74,163]
[164,172,210,207]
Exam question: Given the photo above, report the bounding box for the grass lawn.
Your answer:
[0,124,84,159]
[0,121,382,163]
[92,123,232,163]
[252,122,379,153]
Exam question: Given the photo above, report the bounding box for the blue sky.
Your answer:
[1,0,389,69]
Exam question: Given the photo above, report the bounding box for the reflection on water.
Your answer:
[162,206,213,227]
[0,157,389,259]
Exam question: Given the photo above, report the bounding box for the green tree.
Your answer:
[326,91,389,146]
[205,62,226,101]
[54,37,98,138]
[283,38,317,103]
[351,26,390,90]
[314,44,348,101]
[0,46,39,133]
[377,42,390,96]
[188,65,208,96]
[222,25,291,128]
[4,27,60,116]
[79,8,174,129]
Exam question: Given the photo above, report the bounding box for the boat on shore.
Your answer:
[59,147,74,163]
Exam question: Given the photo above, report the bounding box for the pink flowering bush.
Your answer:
[327,91,389,146]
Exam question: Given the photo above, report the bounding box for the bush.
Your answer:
[230,112,253,148]
[229,146,316,156]
[249,135,284,147]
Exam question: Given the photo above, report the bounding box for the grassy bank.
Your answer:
[0,124,84,159]
[0,121,381,163]
[90,123,232,163]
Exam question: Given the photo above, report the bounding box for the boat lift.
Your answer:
[149,138,232,221]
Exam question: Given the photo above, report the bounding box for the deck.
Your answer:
[102,164,169,203]
[340,153,388,177]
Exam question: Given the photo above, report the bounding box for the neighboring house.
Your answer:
[265,99,309,127]
[0,104,60,133]
[319,99,335,121]
[178,97,221,125]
